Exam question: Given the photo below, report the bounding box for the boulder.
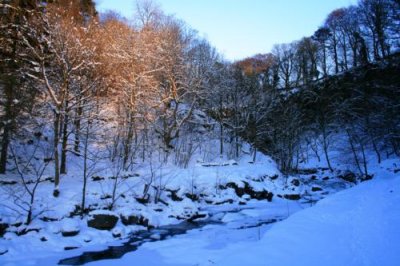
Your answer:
[311,186,323,192]
[166,189,183,202]
[291,179,300,186]
[284,194,301,200]
[269,174,279,180]
[112,227,125,238]
[214,199,234,205]
[87,211,119,230]
[251,190,274,202]
[64,246,79,251]
[0,223,9,237]
[296,168,318,175]
[361,174,373,182]
[91,176,105,182]
[61,219,80,237]
[0,247,8,255]
[121,214,149,227]
[187,212,208,222]
[222,182,273,201]
[339,171,357,183]
[185,193,199,201]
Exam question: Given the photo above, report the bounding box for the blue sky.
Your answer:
[95,0,358,61]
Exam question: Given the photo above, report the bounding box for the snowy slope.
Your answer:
[220,172,400,266]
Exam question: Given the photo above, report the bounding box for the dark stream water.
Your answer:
[58,208,280,265]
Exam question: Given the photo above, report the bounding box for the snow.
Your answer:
[61,218,80,233]
[0,129,398,266]
[88,210,118,217]
[83,168,400,266]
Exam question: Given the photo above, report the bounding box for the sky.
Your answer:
[95,0,359,61]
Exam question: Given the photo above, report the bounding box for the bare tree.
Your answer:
[4,136,51,225]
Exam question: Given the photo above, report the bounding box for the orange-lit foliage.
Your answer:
[235,53,276,76]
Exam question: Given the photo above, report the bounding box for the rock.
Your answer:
[91,176,105,181]
[0,180,17,185]
[100,194,112,200]
[214,199,234,205]
[166,189,183,202]
[33,131,43,138]
[135,196,150,204]
[251,190,274,202]
[339,171,357,183]
[0,223,9,237]
[322,176,330,180]
[112,227,125,238]
[61,219,80,237]
[62,230,80,237]
[269,174,279,180]
[83,235,92,243]
[311,186,323,192]
[40,216,59,222]
[53,189,60,197]
[284,194,301,200]
[121,214,149,227]
[224,182,245,197]
[361,174,373,182]
[0,247,8,256]
[221,182,273,201]
[185,193,199,201]
[40,236,47,242]
[296,168,318,175]
[187,212,208,222]
[87,211,119,230]
[42,177,55,183]
[291,179,300,186]
[44,158,53,163]
[16,228,40,236]
[64,246,79,251]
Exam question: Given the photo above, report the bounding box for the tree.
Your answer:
[272,43,296,89]
[0,1,39,174]
[18,2,99,196]
[325,8,346,73]
[313,27,331,77]
[358,0,392,59]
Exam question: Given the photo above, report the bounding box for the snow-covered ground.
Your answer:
[0,132,398,266]
[82,160,399,266]
[0,147,357,266]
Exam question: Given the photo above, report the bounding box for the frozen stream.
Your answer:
[57,200,306,266]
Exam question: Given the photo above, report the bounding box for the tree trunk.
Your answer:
[0,125,10,174]
[322,129,333,172]
[81,122,90,216]
[0,83,14,174]
[333,35,339,74]
[347,130,363,175]
[322,44,327,77]
[219,121,224,156]
[123,114,134,170]
[53,111,61,197]
[342,36,348,70]
[60,102,69,174]
[74,104,83,154]
[360,140,368,176]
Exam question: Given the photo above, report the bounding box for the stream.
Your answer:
[58,206,285,265]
